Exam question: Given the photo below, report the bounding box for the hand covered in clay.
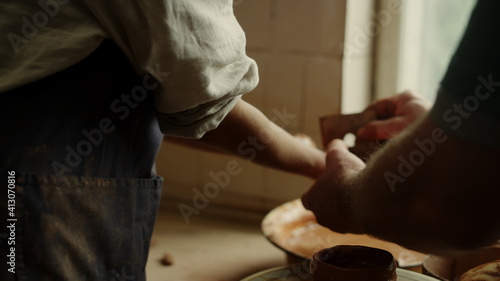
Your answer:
[301,139,365,234]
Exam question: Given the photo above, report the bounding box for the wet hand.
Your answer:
[301,139,365,234]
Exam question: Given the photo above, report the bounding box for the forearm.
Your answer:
[196,99,325,178]
[350,115,500,254]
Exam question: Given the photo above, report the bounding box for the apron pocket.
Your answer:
[12,173,162,281]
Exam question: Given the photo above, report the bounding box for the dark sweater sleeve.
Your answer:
[430,0,500,148]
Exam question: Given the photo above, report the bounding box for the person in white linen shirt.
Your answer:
[0,1,325,280]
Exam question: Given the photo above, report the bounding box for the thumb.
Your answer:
[325,138,349,152]
[325,139,351,166]
[356,117,407,140]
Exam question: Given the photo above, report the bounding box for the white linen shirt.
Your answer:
[0,0,258,138]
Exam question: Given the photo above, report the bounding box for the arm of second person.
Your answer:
[190,99,326,179]
[303,113,500,255]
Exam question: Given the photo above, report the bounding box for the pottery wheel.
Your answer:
[261,199,426,268]
[241,266,440,281]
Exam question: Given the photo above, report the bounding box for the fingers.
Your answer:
[302,139,365,233]
[294,133,318,148]
[365,98,397,119]
[323,139,366,175]
[364,90,423,118]
[325,138,349,152]
[324,139,352,165]
[356,116,407,140]
[359,91,430,141]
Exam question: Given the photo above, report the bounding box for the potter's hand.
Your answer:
[294,133,318,149]
[357,91,431,140]
[301,139,365,234]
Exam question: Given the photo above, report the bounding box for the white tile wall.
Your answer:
[274,0,346,55]
[304,56,343,134]
[264,53,303,130]
[156,0,375,212]
[343,0,377,59]
[342,56,373,114]
[233,0,273,49]
[157,142,201,192]
[341,0,376,113]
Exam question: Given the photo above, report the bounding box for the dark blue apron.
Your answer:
[0,40,163,281]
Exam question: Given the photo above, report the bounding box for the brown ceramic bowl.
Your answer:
[309,245,397,281]
[262,199,426,270]
[422,244,500,281]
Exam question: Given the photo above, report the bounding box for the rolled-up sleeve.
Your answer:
[85,0,259,138]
